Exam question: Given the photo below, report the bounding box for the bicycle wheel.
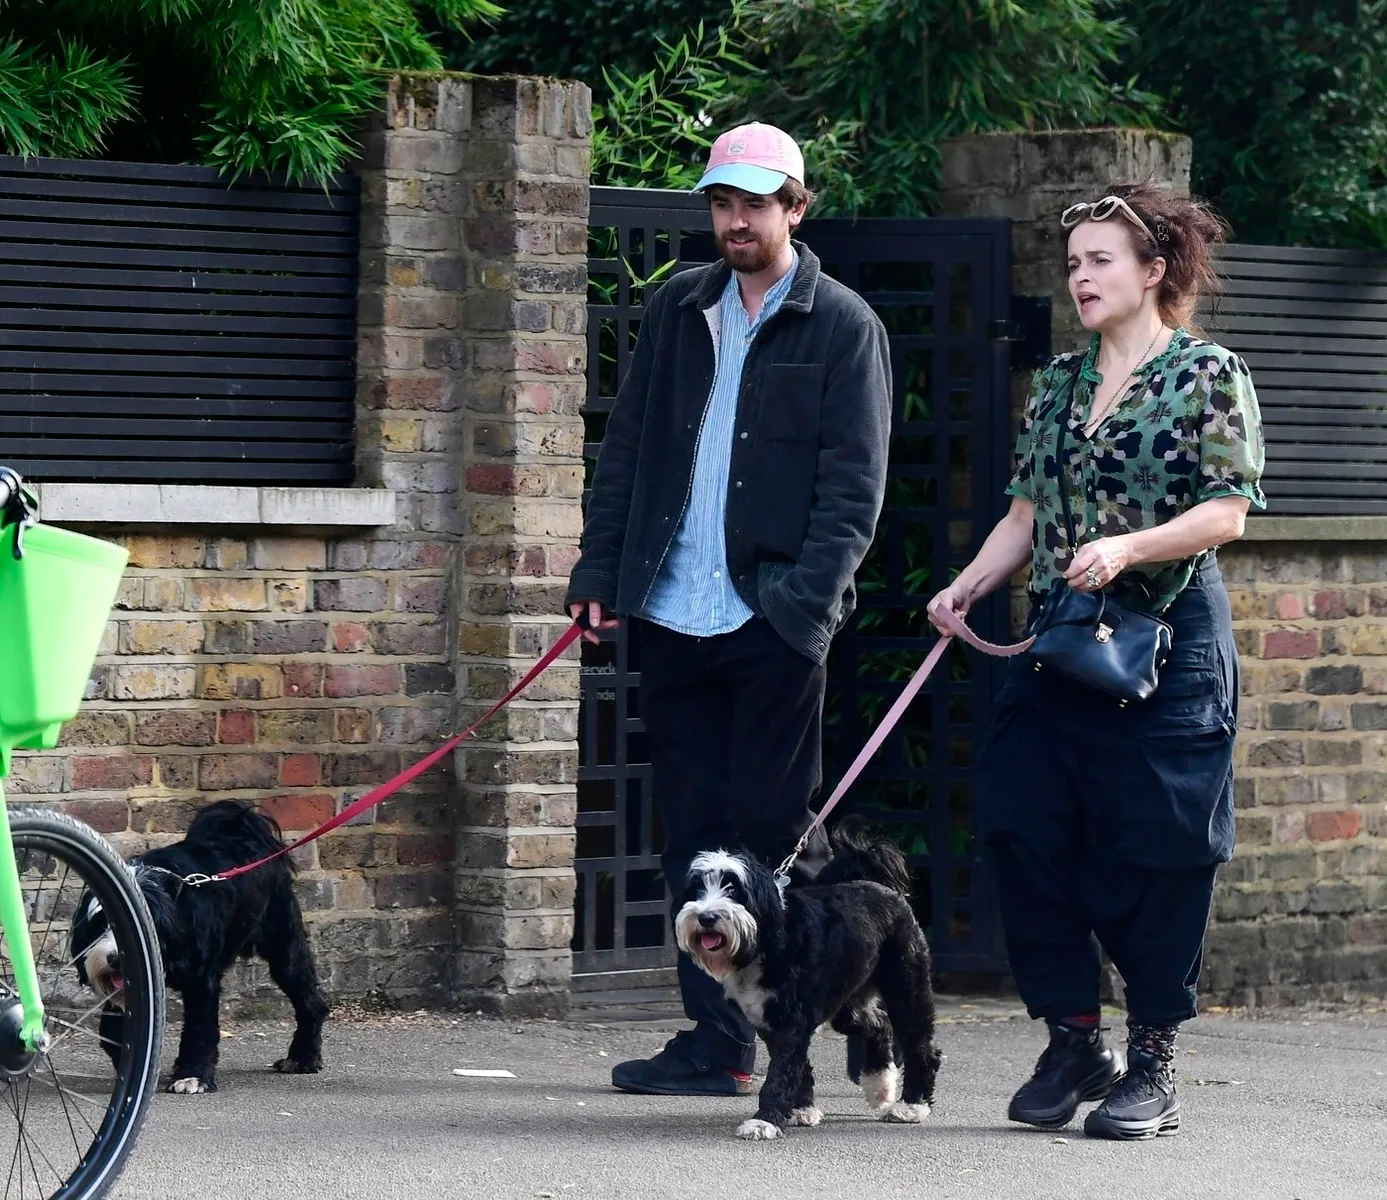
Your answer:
[0,808,164,1199]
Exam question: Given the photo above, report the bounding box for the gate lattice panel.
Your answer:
[573,188,1013,987]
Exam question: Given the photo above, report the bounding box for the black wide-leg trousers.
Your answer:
[638,617,830,1073]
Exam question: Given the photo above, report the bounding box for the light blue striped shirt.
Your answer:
[643,254,800,635]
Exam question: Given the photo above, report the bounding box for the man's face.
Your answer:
[707,185,804,273]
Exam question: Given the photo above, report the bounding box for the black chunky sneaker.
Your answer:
[611,1031,755,1096]
[1084,1046,1180,1139]
[1007,1021,1125,1129]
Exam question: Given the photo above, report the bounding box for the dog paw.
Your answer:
[788,1106,823,1128]
[861,1065,899,1112]
[735,1119,782,1141]
[273,1057,321,1075]
[879,1101,930,1124]
[169,1077,215,1095]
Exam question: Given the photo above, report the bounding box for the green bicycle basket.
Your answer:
[0,523,128,776]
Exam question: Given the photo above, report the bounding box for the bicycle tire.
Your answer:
[3,807,165,1200]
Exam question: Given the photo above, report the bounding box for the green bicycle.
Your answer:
[0,466,164,1198]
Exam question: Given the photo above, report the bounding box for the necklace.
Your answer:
[1083,326,1164,437]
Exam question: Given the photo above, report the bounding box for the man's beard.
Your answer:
[717,227,785,274]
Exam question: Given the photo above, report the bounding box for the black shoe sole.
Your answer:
[1083,1107,1181,1141]
[1007,1063,1124,1130]
[612,1074,755,1097]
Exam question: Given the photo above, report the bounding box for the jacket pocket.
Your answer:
[760,363,824,441]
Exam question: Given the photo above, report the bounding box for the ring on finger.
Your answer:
[1085,565,1100,589]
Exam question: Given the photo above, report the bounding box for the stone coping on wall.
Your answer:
[29,484,396,527]
[1242,516,1387,542]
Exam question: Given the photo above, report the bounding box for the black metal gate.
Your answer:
[573,187,1015,989]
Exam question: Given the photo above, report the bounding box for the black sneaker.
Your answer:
[1084,1047,1180,1140]
[611,1031,755,1096]
[1007,1021,1125,1129]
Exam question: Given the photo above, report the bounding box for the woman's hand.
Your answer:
[1064,536,1133,592]
[927,579,975,634]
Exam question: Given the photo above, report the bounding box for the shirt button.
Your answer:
[713,570,722,579]
[739,431,748,440]
[735,480,743,489]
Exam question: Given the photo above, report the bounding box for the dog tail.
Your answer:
[818,816,912,897]
[185,800,292,868]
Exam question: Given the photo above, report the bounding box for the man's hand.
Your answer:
[569,600,620,645]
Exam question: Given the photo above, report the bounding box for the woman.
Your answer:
[928,181,1264,1140]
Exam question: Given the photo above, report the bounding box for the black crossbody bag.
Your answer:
[1028,367,1173,704]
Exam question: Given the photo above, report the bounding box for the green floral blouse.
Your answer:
[1007,329,1266,611]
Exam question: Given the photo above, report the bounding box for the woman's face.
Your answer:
[1066,220,1164,331]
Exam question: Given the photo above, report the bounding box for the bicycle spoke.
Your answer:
[37,1059,98,1160]
[16,1075,66,1195]
[3,1082,22,1198]
[39,1013,120,1053]
[43,993,122,1054]
[26,1073,104,1118]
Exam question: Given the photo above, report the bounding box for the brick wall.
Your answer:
[7,530,456,1005]
[10,73,591,1015]
[1206,540,1387,1005]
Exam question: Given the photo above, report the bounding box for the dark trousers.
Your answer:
[990,843,1218,1026]
[978,560,1236,1027]
[638,617,830,1073]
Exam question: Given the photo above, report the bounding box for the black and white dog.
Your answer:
[71,800,328,1094]
[675,821,941,1140]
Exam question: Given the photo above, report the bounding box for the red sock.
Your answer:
[1058,1012,1100,1030]
[726,1068,752,1082]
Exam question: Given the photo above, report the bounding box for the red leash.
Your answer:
[184,620,587,886]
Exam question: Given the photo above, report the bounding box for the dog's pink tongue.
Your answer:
[699,933,724,951]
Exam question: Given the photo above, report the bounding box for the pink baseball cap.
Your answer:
[693,123,805,195]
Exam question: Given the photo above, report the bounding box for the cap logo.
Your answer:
[727,140,747,157]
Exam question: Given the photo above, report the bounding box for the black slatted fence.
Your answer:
[1204,244,1387,515]
[0,155,359,483]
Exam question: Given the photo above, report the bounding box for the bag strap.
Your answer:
[1050,357,1171,617]
[1052,357,1085,552]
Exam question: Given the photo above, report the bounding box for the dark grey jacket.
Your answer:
[565,242,892,663]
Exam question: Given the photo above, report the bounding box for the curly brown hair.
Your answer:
[1073,179,1230,329]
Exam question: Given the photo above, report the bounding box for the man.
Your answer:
[565,123,892,1095]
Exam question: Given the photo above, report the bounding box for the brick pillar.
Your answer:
[359,74,589,1016]
[938,130,1192,356]
[452,78,589,1017]
[937,130,1192,636]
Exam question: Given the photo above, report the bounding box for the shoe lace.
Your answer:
[1112,1059,1171,1104]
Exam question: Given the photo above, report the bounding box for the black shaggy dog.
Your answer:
[674,821,941,1140]
[71,800,328,1094]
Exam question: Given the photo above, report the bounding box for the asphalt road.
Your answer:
[114,1000,1387,1200]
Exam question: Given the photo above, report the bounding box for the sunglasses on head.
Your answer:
[1060,196,1169,245]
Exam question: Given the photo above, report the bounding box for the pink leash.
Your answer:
[772,608,1034,882]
